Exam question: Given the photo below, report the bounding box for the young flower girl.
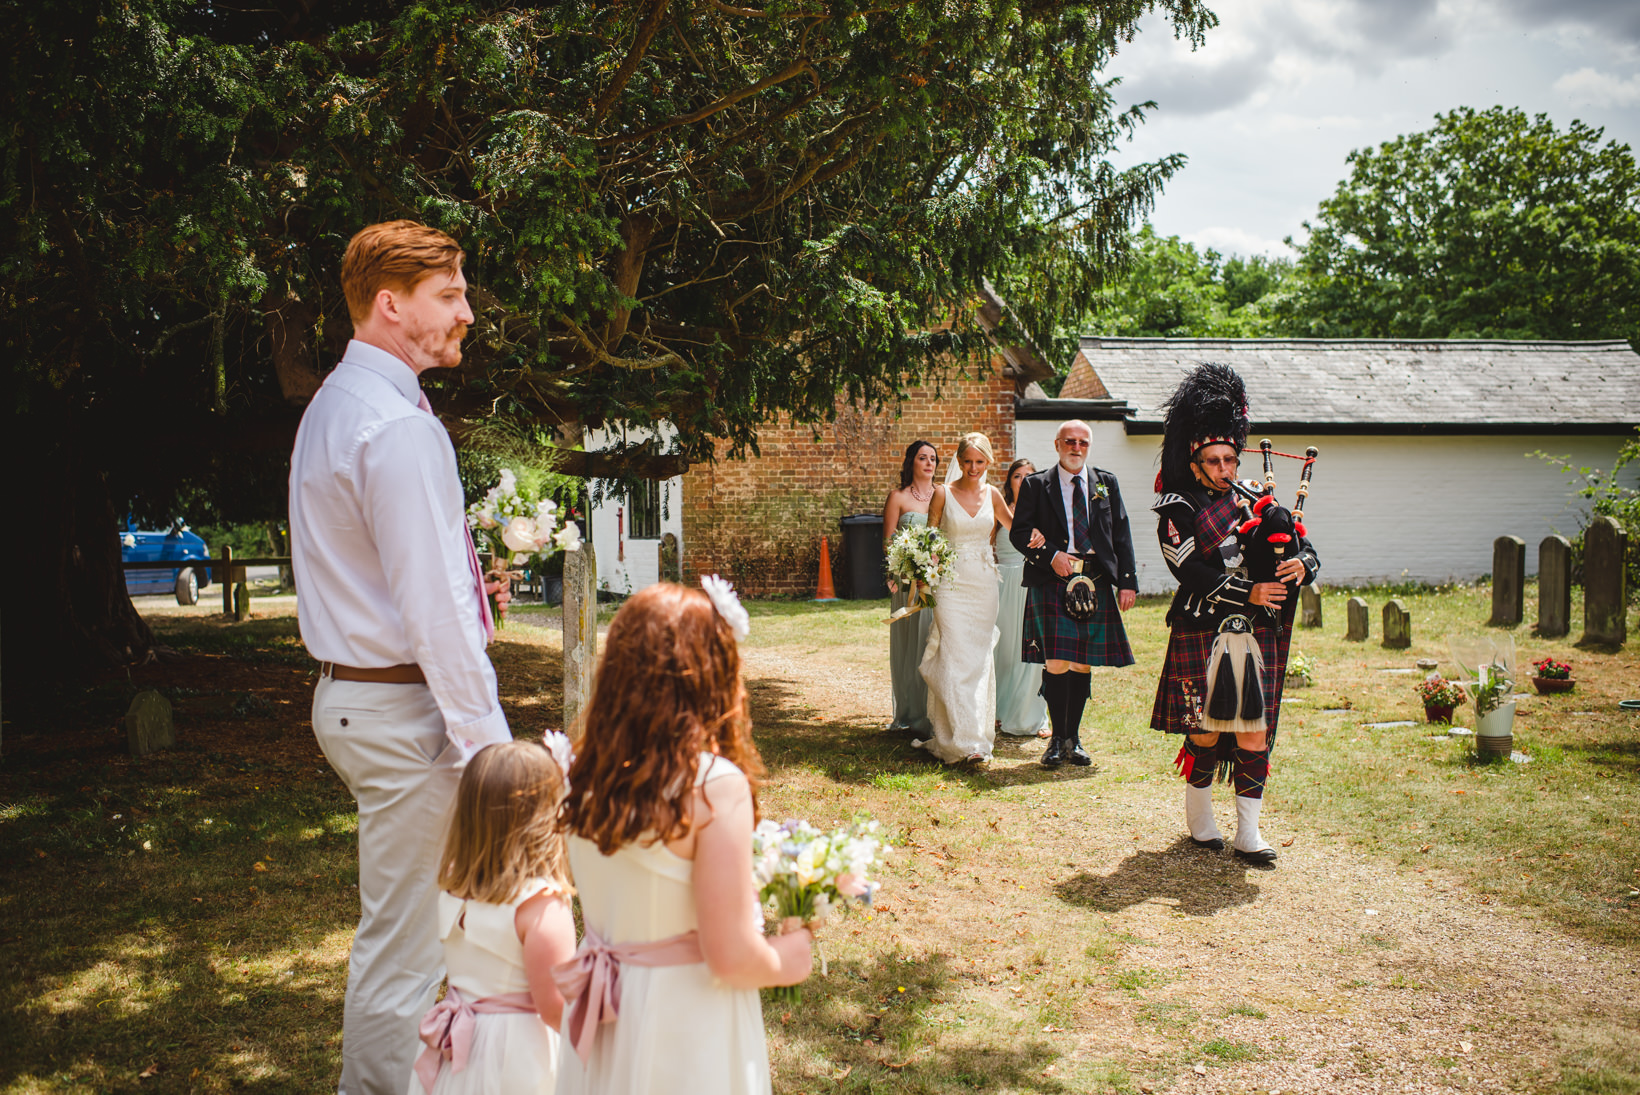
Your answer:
[553,580,813,1095]
[411,738,578,1095]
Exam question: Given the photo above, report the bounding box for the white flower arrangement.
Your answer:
[700,574,750,642]
[467,467,582,570]
[883,524,955,622]
[752,817,888,1002]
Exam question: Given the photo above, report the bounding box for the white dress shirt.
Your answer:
[1057,463,1093,548]
[290,340,509,751]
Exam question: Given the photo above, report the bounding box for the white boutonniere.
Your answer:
[1093,481,1109,501]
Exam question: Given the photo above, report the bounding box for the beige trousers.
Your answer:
[312,677,463,1095]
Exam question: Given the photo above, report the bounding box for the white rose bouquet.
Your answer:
[467,468,582,624]
[753,817,887,1003]
[883,523,955,622]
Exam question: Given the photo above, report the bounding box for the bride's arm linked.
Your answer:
[689,769,813,989]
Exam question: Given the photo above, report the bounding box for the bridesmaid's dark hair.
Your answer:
[1002,458,1035,505]
[898,440,938,489]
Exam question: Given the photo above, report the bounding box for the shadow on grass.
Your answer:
[1053,838,1263,916]
[776,949,1074,1093]
[749,678,1102,795]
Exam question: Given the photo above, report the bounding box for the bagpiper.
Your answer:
[1149,364,1319,864]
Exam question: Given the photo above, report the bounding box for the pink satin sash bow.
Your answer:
[551,927,704,1063]
[414,986,537,1092]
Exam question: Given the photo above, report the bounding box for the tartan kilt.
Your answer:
[1022,580,1135,667]
[1150,618,1294,740]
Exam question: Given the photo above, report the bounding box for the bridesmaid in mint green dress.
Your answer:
[995,459,1051,738]
[883,440,938,734]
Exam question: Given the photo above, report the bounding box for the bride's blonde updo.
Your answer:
[955,432,995,465]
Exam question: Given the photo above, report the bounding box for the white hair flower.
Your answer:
[541,729,574,780]
[700,574,750,642]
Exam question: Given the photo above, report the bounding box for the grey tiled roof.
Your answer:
[1075,338,1640,429]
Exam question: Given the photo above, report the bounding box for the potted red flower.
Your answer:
[1531,657,1575,694]
[1415,676,1467,723]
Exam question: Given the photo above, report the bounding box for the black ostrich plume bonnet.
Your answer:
[1158,362,1250,493]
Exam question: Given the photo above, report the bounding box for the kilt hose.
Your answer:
[1022,579,1135,667]
[1151,617,1295,790]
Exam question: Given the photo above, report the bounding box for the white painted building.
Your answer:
[583,425,684,597]
[1018,338,1640,593]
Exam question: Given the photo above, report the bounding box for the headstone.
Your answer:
[1581,516,1628,646]
[562,540,599,732]
[659,532,681,584]
[1345,597,1369,642]
[1300,586,1322,629]
[1537,534,1571,639]
[1488,535,1525,627]
[233,581,251,621]
[1382,599,1411,649]
[127,690,175,757]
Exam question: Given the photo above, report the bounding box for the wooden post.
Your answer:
[1488,535,1525,627]
[221,544,235,615]
[1537,534,1571,639]
[1581,516,1628,646]
[562,541,599,733]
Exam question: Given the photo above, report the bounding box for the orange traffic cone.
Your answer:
[814,536,838,602]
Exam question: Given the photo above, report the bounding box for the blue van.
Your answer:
[121,519,212,604]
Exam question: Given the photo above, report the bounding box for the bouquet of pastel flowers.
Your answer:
[753,817,887,1002]
[883,524,955,622]
[467,468,582,623]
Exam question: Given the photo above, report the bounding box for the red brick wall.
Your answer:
[682,365,1018,596]
[1058,351,1109,398]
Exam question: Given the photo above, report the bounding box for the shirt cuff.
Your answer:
[446,707,511,757]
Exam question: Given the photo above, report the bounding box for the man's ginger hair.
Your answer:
[340,220,465,325]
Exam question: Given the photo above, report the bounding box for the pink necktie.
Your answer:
[418,390,495,643]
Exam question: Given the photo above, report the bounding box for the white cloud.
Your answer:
[1553,67,1640,108]
[1185,225,1296,259]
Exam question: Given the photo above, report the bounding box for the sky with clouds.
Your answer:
[1105,0,1640,258]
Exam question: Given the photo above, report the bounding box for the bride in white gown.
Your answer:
[916,433,1033,764]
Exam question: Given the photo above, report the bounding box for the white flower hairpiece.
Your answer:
[700,574,750,642]
[540,729,574,778]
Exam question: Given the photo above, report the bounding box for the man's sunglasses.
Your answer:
[1058,439,1090,449]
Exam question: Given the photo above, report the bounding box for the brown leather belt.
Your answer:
[320,662,426,685]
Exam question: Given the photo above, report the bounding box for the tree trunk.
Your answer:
[2,440,155,693]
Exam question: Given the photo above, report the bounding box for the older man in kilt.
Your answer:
[1010,420,1138,768]
[1149,365,1318,864]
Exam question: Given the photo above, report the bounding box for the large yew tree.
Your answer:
[3,0,1211,682]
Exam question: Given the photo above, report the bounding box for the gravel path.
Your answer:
[740,645,1640,1094]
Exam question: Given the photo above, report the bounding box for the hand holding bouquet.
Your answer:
[884,524,954,623]
[753,817,888,1002]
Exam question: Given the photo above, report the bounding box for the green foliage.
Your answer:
[1279,107,1640,346]
[1082,224,1294,337]
[1534,427,1640,599]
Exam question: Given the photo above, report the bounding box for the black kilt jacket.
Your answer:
[1008,465,1138,590]
[1149,485,1320,737]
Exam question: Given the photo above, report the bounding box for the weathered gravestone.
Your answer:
[1581,516,1628,646]
[1300,586,1323,629]
[127,690,175,757]
[1537,534,1571,639]
[234,580,252,621]
[562,540,599,731]
[1488,535,1525,627]
[1382,599,1412,649]
[659,532,681,584]
[1345,596,1369,641]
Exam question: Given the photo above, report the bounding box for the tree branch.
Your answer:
[591,0,673,124]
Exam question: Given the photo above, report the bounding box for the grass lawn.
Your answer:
[1,584,1636,1093]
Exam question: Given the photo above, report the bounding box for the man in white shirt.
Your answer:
[289,220,511,1095]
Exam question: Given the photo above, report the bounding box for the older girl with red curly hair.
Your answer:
[553,581,812,1095]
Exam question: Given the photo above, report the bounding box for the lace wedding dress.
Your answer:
[916,488,999,763]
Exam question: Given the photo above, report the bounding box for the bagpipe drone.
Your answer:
[1201,439,1319,736]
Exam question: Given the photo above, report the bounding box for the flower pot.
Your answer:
[1532,676,1575,695]
[1424,704,1456,724]
[1474,700,1515,759]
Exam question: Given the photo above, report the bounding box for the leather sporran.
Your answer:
[1063,573,1100,621]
